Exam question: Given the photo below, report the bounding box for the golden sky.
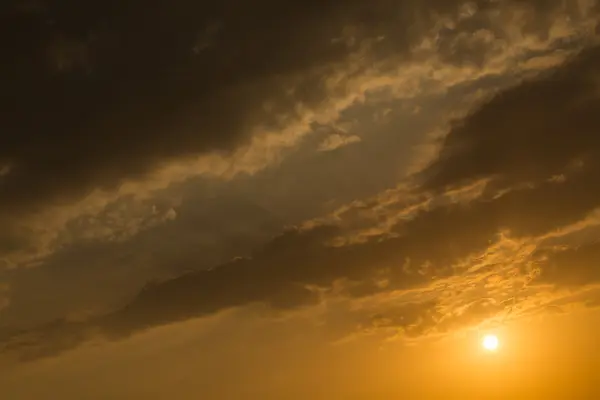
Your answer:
[2,0,600,398]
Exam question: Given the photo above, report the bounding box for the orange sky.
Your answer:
[2,307,600,399]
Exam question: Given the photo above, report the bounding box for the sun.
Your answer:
[482,334,499,351]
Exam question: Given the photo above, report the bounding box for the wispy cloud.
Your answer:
[317,134,362,152]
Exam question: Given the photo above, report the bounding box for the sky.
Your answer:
[2,0,600,398]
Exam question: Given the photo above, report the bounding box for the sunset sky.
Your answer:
[2,1,600,398]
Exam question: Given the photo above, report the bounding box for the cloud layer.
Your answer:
[3,0,600,366]
[2,0,598,271]
[2,0,595,216]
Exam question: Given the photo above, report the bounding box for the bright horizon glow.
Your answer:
[482,334,499,351]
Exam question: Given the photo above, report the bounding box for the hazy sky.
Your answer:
[2,1,600,398]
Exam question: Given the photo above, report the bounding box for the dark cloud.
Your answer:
[0,319,91,363]
[0,200,501,361]
[421,45,600,192]
[98,224,432,340]
[411,45,600,252]
[0,0,589,220]
[0,0,423,217]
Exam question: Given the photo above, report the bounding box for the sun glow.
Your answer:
[482,334,499,351]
